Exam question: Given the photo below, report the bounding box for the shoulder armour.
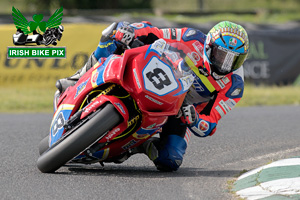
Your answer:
[182,28,206,43]
[225,71,244,99]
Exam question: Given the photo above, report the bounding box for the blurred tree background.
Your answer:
[1,0,300,111]
[1,0,300,24]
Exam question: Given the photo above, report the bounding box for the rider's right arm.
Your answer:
[94,22,121,60]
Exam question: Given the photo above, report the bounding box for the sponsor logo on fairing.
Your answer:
[84,100,101,113]
[133,132,150,140]
[145,95,163,105]
[114,102,126,114]
[75,78,89,98]
[52,112,65,137]
[91,71,99,87]
[105,127,121,141]
[133,68,141,89]
[122,140,137,150]
[127,115,140,127]
[180,74,194,92]
[145,123,156,129]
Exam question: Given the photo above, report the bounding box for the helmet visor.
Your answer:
[209,44,247,75]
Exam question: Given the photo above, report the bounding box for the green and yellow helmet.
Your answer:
[203,21,249,79]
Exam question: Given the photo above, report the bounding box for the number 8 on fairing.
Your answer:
[146,68,171,90]
[143,57,178,96]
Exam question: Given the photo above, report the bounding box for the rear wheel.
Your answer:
[37,104,121,173]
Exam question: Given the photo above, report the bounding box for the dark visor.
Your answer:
[209,44,247,75]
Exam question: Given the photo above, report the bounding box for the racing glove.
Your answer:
[179,105,198,126]
[115,26,135,46]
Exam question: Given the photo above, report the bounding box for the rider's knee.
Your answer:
[154,135,187,172]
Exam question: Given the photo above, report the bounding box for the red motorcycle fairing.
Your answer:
[49,40,194,162]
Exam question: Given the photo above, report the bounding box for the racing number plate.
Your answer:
[142,57,178,96]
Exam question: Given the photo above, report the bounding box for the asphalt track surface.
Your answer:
[1,105,300,200]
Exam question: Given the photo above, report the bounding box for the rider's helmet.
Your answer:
[203,21,249,80]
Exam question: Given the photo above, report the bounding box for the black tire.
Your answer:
[37,104,121,173]
[38,135,49,155]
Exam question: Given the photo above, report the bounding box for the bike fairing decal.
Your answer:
[91,55,119,88]
[173,74,194,96]
[50,104,75,146]
[132,127,159,140]
[133,68,141,89]
[122,140,137,150]
[114,102,126,114]
[91,70,100,88]
[90,56,113,88]
[144,39,167,59]
[74,148,110,161]
[75,78,90,98]
[142,56,178,96]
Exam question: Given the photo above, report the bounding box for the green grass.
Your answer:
[239,85,300,107]
[1,85,299,113]
[0,85,55,113]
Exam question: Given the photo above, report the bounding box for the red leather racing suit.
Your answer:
[126,21,245,138]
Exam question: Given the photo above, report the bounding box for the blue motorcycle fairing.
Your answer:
[50,104,75,146]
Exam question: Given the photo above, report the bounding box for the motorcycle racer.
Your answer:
[56,20,249,172]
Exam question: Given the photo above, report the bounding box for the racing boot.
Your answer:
[109,137,160,164]
[55,53,98,94]
[130,137,160,161]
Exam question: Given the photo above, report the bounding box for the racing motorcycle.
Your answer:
[37,38,195,173]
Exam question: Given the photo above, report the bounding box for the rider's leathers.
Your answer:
[93,21,244,171]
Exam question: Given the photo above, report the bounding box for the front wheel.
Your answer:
[37,104,121,173]
[38,135,49,155]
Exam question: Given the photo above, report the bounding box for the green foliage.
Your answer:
[23,0,151,10]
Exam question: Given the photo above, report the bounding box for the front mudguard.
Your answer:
[80,94,131,142]
[80,95,129,121]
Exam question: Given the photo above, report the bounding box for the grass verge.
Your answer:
[1,84,300,113]
[239,85,300,107]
